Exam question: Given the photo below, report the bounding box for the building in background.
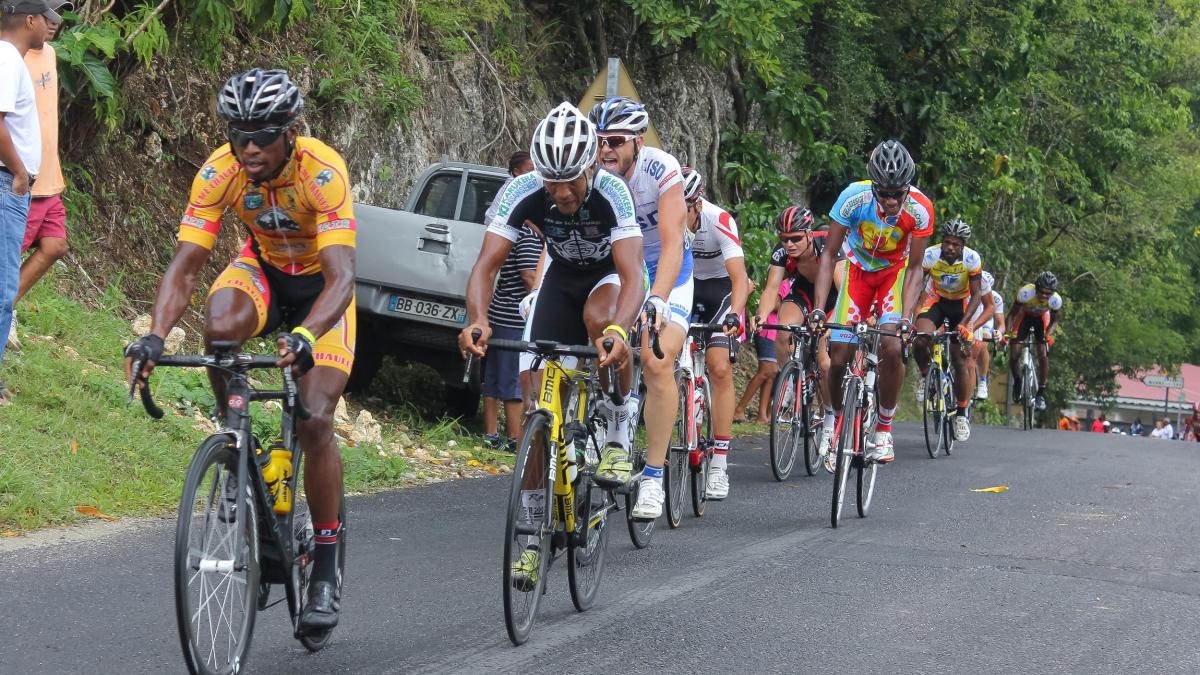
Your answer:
[1064,364,1198,435]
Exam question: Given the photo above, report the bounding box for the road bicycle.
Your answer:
[664,318,740,528]
[1013,332,1044,430]
[915,320,966,458]
[128,341,345,675]
[466,333,624,645]
[761,322,825,479]
[825,323,904,529]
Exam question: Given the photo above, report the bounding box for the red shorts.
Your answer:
[830,263,908,343]
[22,194,67,253]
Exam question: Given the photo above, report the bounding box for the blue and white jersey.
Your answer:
[626,145,692,285]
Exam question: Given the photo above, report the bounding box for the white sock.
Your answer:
[824,406,836,430]
[519,490,545,548]
[603,398,631,451]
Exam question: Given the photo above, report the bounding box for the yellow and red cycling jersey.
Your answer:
[921,245,982,300]
[178,136,356,275]
[1015,283,1062,315]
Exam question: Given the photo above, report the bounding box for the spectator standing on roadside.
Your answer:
[1090,413,1105,433]
[9,7,66,349]
[480,151,539,451]
[1130,418,1144,437]
[1184,404,1200,442]
[0,0,56,401]
[1161,417,1175,440]
[734,278,786,424]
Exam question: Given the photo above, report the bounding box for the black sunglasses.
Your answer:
[227,124,292,149]
[598,135,635,149]
[873,186,908,201]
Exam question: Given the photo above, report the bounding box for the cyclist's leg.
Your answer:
[700,288,735,495]
[828,264,870,413]
[943,299,972,413]
[1009,317,1032,399]
[203,248,275,416]
[912,298,940,378]
[637,278,691,511]
[872,265,908,459]
[974,318,993,398]
[1033,315,1049,399]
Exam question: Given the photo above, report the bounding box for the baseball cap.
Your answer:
[2,0,73,23]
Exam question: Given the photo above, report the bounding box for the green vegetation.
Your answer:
[0,274,505,533]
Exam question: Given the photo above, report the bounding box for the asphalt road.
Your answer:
[4,423,1200,674]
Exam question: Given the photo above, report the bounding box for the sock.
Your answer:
[957,401,969,416]
[1036,386,1045,396]
[877,406,896,433]
[979,375,988,385]
[643,463,664,484]
[824,405,836,430]
[624,394,639,447]
[519,490,546,548]
[312,520,340,584]
[712,436,730,469]
[604,398,631,450]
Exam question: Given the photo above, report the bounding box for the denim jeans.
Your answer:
[0,170,32,365]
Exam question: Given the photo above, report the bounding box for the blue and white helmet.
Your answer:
[529,102,597,182]
[588,96,650,134]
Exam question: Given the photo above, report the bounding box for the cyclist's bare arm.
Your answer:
[976,290,996,332]
[900,235,930,324]
[611,237,646,333]
[813,222,848,313]
[1006,301,1024,330]
[299,245,355,339]
[725,256,751,331]
[1047,309,1060,337]
[754,265,786,325]
[962,274,984,331]
[125,242,211,382]
[992,300,1006,335]
[648,183,686,301]
[460,231,515,356]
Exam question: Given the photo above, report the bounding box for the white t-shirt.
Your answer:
[625,145,691,284]
[689,198,743,280]
[0,40,41,176]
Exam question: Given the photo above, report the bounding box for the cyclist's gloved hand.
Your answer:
[722,312,742,337]
[897,316,914,335]
[124,334,165,384]
[1046,334,1055,349]
[277,329,316,376]
[518,289,538,321]
[644,295,669,332]
[807,308,826,330]
[957,324,974,342]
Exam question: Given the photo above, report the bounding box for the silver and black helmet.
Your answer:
[217,69,303,125]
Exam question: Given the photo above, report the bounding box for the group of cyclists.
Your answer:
[122,68,1066,640]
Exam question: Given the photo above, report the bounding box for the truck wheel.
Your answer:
[347,318,384,394]
[446,387,480,420]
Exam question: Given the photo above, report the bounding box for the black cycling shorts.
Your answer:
[1015,313,1048,342]
[918,296,967,331]
[527,261,620,348]
[693,276,733,349]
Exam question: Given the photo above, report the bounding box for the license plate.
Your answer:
[387,294,467,324]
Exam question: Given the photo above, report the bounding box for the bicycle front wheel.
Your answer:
[942,370,957,456]
[769,360,802,481]
[923,367,943,459]
[503,411,553,645]
[665,378,690,529]
[831,378,860,529]
[856,393,877,518]
[175,435,259,675]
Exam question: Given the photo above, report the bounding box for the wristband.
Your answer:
[291,326,317,346]
[604,324,628,342]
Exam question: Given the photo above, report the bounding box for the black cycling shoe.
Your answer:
[297,581,340,635]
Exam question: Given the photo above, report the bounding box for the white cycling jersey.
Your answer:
[625,145,692,285]
[689,198,743,280]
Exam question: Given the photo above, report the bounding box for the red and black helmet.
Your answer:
[775,206,814,235]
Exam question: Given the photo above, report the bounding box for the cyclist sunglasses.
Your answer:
[873,186,909,201]
[598,134,635,149]
[227,123,292,149]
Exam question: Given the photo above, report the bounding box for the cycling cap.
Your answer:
[776,206,814,235]
[217,69,303,125]
[867,139,915,189]
[1035,271,1058,292]
[942,218,972,241]
[681,167,704,202]
[530,102,597,182]
[588,96,650,135]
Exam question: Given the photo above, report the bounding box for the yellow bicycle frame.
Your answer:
[533,360,592,536]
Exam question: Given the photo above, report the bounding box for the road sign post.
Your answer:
[1142,375,1185,418]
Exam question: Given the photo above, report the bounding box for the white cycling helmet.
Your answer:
[982,270,995,292]
[681,166,704,202]
[530,102,597,182]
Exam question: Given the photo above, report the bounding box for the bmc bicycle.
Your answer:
[128,341,345,675]
[915,320,965,458]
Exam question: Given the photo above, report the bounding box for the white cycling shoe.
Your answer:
[866,431,895,463]
[952,414,971,442]
[705,465,730,500]
[820,428,836,473]
[631,478,665,519]
[975,380,989,400]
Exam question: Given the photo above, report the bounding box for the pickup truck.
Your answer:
[351,158,509,417]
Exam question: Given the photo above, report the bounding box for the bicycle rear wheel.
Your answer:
[503,412,553,645]
[665,377,690,529]
[831,378,860,529]
[1022,364,1036,430]
[803,372,822,476]
[568,480,612,612]
[943,370,957,456]
[768,360,802,481]
[691,378,713,517]
[923,367,943,459]
[856,402,877,518]
[624,343,655,548]
[175,435,259,675]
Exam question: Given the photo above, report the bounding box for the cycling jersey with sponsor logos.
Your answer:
[1015,283,1063,315]
[626,145,692,284]
[179,137,356,275]
[829,180,934,272]
[922,245,982,299]
[768,230,841,279]
[487,169,641,271]
[689,198,743,280]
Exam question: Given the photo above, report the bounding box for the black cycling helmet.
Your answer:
[588,96,650,134]
[942,218,972,241]
[1034,271,1058,292]
[217,69,303,125]
[775,206,814,235]
[867,139,916,189]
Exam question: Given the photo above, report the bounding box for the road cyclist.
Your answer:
[971,270,1005,400]
[1005,271,1062,412]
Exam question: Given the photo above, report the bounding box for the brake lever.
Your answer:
[462,328,483,385]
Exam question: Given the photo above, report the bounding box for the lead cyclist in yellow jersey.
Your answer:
[124,69,355,634]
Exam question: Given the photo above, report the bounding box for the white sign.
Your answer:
[1143,375,1184,389]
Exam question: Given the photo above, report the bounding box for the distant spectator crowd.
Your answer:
[1059,405,1200,441]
